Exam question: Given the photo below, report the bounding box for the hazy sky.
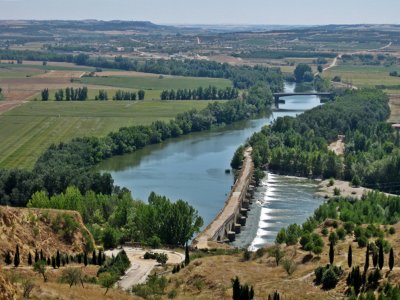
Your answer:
[0,0,398,25]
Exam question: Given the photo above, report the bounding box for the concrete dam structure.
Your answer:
[193,147,255,249]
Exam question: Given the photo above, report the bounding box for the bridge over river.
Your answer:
[273,92,333,108]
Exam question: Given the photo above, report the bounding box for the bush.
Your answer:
[329,232,338,245]
[282,258,297,275]
[357,235,368,248]
[336,228,346,240]
[389,227,396,235]
[321,227,328,236]
[333,187,341,196]
[147,235,161,249]
[315,265,342,289]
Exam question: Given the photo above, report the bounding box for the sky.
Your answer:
[0,0,398,25]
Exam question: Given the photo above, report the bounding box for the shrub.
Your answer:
[321,227,328,236]
[333,187,341,196]
[389,227,396,235]
[336,228,346,240]
[282,258,297,275]
[357,235,368,248]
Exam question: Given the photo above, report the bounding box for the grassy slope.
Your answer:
[165,222,400,300]
[0,100,215,169]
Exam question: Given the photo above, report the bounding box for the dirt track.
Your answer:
[105,247,184,289]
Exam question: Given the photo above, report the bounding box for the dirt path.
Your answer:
[105,247,184,289]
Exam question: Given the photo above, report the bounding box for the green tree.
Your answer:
[102,226,117,249]
[92,250,97,265]
[33,260,47,282]
[268,245,285,266]
[83,252,88,266]
[41,88,49,101]
[61,267,84,288]
[99,272,116,295]
[138,90,145,100]
[231,145,244,169]
[317,65,323,73]
[294,64,313,82]
[34,249,39,263]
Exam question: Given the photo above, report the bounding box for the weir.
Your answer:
[192,147,255,249]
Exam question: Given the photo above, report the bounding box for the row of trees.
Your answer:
[4,246,105,268]
[113,89,145,101]
[42,87,89,101]
[160,86,239,101]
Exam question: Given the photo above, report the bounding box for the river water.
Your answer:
[98,83,325,249]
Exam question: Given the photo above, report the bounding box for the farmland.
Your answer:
[324,65,400,88]
[0,100,216,169]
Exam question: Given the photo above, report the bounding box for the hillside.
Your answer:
[0,206,94,260]
[159,221,400,299]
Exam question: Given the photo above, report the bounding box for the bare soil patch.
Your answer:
[36,70,85,78]
[328,138,345,155]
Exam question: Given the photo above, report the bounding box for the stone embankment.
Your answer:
[193,147,255,249]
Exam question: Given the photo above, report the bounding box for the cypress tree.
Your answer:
[34,249,39,263]
[14,244,20,268]
[232,276,241,300]
[78,253,82,264]
[56,250,60,268]
[92,250,97,265]
[378,243,384,270]
[98,250,102,266]
[47,257,50,266]
[103,253,106,264]
[61,257,65,267]
[389,248,394,271]
[52,256,56,269]
[5,251,12,265]
[348,245,352,268]
[40,249,44,261]
[364,245,369,274]
[84,252,88,266]
[185,243,190,266]
[373,251,378,268]
[28,252,32,266]
[66,255,69,264]
[329,241,334,265]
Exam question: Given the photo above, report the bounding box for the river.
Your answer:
[98,82,325,249]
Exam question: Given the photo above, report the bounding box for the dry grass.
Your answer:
[165,223,400,300]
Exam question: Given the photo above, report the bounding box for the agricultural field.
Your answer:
[324,65,400,88]
[0,100,217,169]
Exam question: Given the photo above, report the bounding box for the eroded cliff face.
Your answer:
[0,206,94,260]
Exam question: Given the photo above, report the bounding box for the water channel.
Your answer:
[98,82,325,249]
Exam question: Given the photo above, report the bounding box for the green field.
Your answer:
[324,65,400,87]
[0,100,217,169]
[81,75,232,90]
